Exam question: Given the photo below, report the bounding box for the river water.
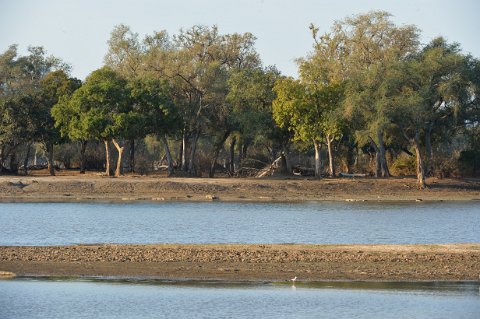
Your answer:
[2,201,479,318]
[0,279,479,319]
[0,201,479,245]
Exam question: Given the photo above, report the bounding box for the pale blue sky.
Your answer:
[1,0,479,80]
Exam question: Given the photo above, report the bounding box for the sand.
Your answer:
[0,174,479,203]
[1,244,480,282]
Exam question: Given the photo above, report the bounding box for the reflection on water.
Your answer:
[0,201,479,245]
[0,278,479,319]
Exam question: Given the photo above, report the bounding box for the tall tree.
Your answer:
[297,25,347,176]
[143,25,260,175]
[336,11,420,177]
[36,70,80,175]
[0,45,68,174]
[387,38,473,188]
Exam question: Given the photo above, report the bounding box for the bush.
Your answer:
[458,150,480,177]
[391,155,416,176]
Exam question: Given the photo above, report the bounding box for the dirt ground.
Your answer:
[1,244,479,282]
[0,172,479,202]
[1,173,479,282]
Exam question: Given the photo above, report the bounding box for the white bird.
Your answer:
[290,276,297,282]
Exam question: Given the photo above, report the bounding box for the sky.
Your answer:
[1,0,479,80]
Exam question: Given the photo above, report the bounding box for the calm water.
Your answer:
[0,201,479,245]
[0,279,479,319]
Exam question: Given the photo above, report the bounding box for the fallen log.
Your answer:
[339,172,367,178]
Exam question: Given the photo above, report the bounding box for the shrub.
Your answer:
[391,155,416,176]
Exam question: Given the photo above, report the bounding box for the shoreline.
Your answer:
[2,244,480,282]
[1,175,479,203]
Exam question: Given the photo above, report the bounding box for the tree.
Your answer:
[128,76,179,175]
[336,11,420,177]
[387,38,474,188]
[297,25,347,176]
[142,25,261,175]
[54,67,131,176]
[0,45,68,174]
[273,78,342,178]
[227,66,283,166]
[105,24,145,172]
[36,70,80,175]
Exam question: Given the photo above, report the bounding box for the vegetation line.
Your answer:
[1,12,478,188]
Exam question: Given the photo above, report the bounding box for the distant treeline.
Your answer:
[1,11,479,188]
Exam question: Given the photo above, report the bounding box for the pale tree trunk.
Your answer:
[112,138,125,177]
[377,129,390,177]
[229,136,236,175]
[23,143,32,176]
[326,134,335,177]
[188,130,200,175]
[104,140,112,176]
[181,131,188,171]
[413,131,427,189]
[161,135,174,176]
[313,139,322,179]
[80,140,87,174]
[45,142,55,176]
[368,136,382,177]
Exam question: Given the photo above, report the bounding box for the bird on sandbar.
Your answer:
[290,276,297,283]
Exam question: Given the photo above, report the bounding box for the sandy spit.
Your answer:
[1,244,480,282]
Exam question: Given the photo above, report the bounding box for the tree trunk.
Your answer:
[23,144,31,175]
[9,151,18,174]
[177,139,182,169]
[181,131,188,171]
[161,135,174,176]
[23,143,32,176]
[425,124,434,176]
[80,140,87,174]
[188,130,200,175]
[313,139,322,179]
[229,136,236,175]
[282,145,292,174]
[129,139,135,173]
[112,138,125,177]
[377,129,390,177]
[413,131,427,189]
[326,134,335,177]
[104,140,112,176]
[209,131,230,178]
[44,142,55,176]
[241,143,249,160]
[368,136,382,177]
[346,143,356,174]
[0,144,4,174]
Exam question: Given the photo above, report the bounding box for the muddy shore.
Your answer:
[0,175,479,202]
[1,244,479,282]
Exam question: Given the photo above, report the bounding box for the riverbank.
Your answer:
[0,174,479,202]
[1,244,479,282]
